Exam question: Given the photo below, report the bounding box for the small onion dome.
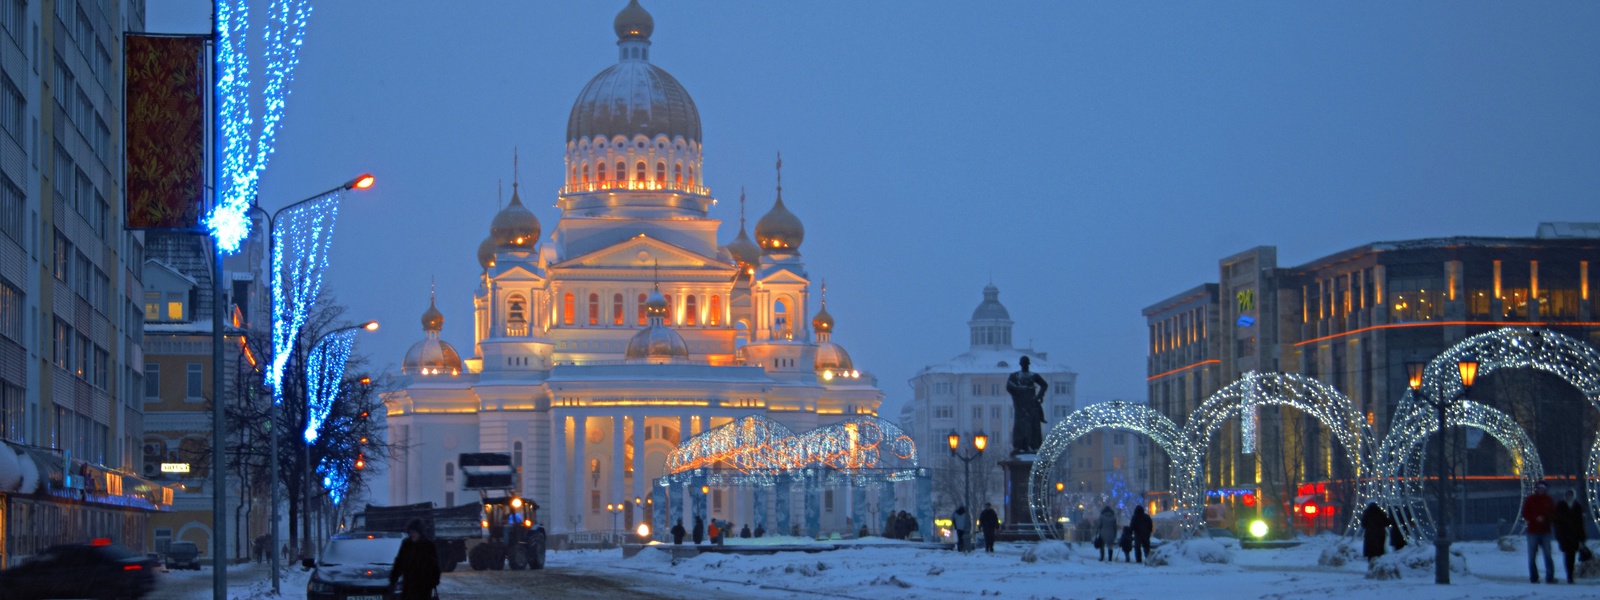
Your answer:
[754,196,804,254]
[421,297,444,332]
[477,236,497,271]
[814,340,853,373]
[625,288,689,362]
[490,185,541,249]
[971,283,1011,321]
[614,0,653,41]
[403,338,463,376]
[811,304,833,335]
[728,227,760,270]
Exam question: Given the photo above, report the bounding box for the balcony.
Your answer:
[561,178,710,197]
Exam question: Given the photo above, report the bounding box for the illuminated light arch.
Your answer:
[1181,372,1378,536]
[1396,327,1600,537]
[661,415,921,488]
[799,417,918,474]
[1029,400,1197,540]
[663,415,803,478]
[1376,395,1544,542]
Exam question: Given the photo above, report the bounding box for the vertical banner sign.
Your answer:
[125,35,206,230]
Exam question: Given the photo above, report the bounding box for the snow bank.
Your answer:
[1147,539,1232,566]
[1020,541,1079,564]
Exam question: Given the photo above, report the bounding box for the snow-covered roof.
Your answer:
[913,347,1073,377]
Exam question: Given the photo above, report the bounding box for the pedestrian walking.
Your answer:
[1118,525,1134,562]
[709,520,722,545]
[978,503,1000,553]
[1096,506,1118,562]
[1361,503,1390,563]
[740,524,752,539]
[388,520,441,600]
[885,513,899,539]
[692,515,705,545]
[953,507,971,552]
[671,519,686,545]
[1130,506,1153,564]
[1554,489,1589,584]
[1522,480,1557,583]
[754,524,765,538]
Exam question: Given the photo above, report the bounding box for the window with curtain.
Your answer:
[563,293,575,325]
[708,295,721,325]
[588,293,600,326]
[685,295,698,325]
[613,294,624,325]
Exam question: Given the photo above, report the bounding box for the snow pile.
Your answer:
[1317,541,1360,567]
[1147,539,1232,566]
[1366,545,1468,580]
[1497,536,1519,552]
[1020,542,1078,564]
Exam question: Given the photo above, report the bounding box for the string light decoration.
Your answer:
[1399,327,1600,538]
[318,455,349,506]
[304,328,358,443]
[661,415,920,488]
[1241,378,1257,455]
[1181,372,1378,536]
[210,0,316,253]
[1373,394,1544,543]
[1028,400,1197,540]
[265,192,343,403]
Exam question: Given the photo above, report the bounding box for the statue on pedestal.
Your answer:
[1006,356,1049,455]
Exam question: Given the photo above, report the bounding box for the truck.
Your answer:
[350,501,483,572]
[458,452,546,571]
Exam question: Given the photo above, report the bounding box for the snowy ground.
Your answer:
[147,536,1600,599]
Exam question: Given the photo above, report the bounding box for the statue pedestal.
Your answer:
[997,454,1042,541]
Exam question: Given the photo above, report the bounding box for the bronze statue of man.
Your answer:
[1006,356,1049,455]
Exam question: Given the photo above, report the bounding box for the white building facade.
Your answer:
[382,0,884,536]
[903,284,1078,511]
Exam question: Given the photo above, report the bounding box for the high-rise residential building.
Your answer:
[1144,225,1600,536]
[1,0,171,567]
[905,284,1078,513]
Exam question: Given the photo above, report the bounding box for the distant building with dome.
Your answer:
[382,0,886,538]
[902,284,1078,511]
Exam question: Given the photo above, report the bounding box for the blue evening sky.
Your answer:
[147,1,1600,419]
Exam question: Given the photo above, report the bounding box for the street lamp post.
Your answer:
[606,503,624,546]
[1404,358,1479,585]
[253,175,373,594]
[948,431,987,552]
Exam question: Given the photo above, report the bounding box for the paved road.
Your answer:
[438,566,747,599]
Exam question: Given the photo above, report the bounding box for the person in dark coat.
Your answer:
[754,524,765,538]
[1361,503,1390,562]
[1096,507,1118,562]
[906,514,920,540]
[1523,480,1557,583]
[885,513,899,539]
[1118,525,1134,561]
[1554,489,1589,585]
[978,503,1001,553]
[692,515,705,545]
[740,524,752,539]
[671,519,686,545]
[389,520,441,600]
[952,507,971,552]
[1129,506,1153,563]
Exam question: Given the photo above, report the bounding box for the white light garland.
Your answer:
[304,328,358,443]
[661,415,920,488]
[265,192,342,403]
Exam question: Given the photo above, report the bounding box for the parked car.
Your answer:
[305,532,407,600]
[164,541,201,570]
[0,540,157,600]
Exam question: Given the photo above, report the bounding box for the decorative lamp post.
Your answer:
[949,431,987,552]
[1405,358,1478,585]
[607,503,624,545]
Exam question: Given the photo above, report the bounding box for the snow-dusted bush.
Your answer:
[1317,542,1360,567]
[1021,542,1075,564]
[1366,545,1468,580]
[1146,539,1232,566]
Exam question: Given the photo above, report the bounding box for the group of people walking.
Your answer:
[669,516,767,545]
[1094,505,1152,562]
[951,504,1002,552]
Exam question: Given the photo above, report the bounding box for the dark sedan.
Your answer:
[306,532,407,600]
[0,540,157,600]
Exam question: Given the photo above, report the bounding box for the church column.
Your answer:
[752,487,768,534]
[775,477,792,536]
[572,415,587,532]
[552,413,568,534]
[611,416,625,511]
[678,416,689,444]
[631,415,646,518]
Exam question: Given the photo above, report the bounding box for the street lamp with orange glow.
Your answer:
[1405,357,1478,585]
[949,431,987,552]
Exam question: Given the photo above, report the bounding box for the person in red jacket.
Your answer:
[1521,480,1557,584]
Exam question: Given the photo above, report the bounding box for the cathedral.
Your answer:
[382,0,885,536]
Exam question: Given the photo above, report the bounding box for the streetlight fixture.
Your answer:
[606,503,624,546]
[949,431,987,552]
[1405,357,1479,585]
[255,175,376,595]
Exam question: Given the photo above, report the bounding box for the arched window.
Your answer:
[688,166,695,187]
[588,293,600,326]
[570,166,577,183]
[655,162,666,185]
[635,161,647,182]
[674,164,682,186]
[563,293,575,325]
[581,164,589,183]
[685,295,698,326]
[774,300,789,333]
[663,295,673,324]
[616,161,626,182]
[708,295,721,326]
[508,295,526,324]
[597,161,607,183]
[638,293,648,325]
[612,294,624,325]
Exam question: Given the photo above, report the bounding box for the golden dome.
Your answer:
[403,339,463,376]
[644,288,670,317]
[755,196,803,255]
[490,184,541,249]
[814,340,853,373]
[613,0,653,41]
[626,287,688,362]
[811,304,833,334]
[421,297,444,332]
[477,236,497,270]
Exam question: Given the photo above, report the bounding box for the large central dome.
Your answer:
[566,0,701,144]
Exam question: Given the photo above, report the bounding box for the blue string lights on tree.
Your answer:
[210,0,315,253]
[304,328,358,443]
[318,455,349,506]
[265,192,342,403]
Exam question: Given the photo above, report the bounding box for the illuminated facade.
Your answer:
[1144,224,1600,536]
[382,1,884,537]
